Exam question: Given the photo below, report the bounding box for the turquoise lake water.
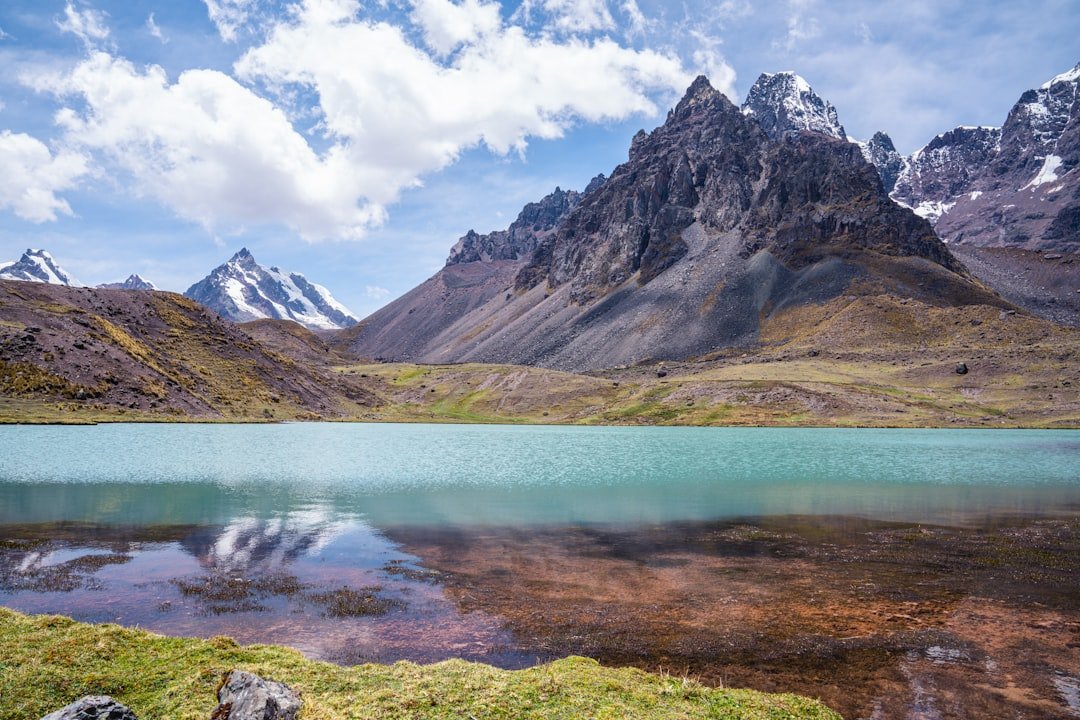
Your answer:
[0,423,1077,665]
[1,424,1079,526]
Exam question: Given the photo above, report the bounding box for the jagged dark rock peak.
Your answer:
[0,249,81,286]
[185,248,357,330]
[742,72,846,141]
[447,186,581,265]
[517,76,764,300]
[517,75,958,302]
[858,132,905,193]
[97,274,158,291]
[348,74,997,371]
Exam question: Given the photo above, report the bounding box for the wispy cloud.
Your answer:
[146,13,167,43]
[365,285,391,300]
[56,2,111,47]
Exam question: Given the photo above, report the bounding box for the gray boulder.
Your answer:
[210,670,301,720]
[41,696,138,720]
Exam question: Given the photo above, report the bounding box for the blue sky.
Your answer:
[0,0,1077,318]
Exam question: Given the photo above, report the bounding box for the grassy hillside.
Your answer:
[0,609,839,720]
[1,282,1076,427]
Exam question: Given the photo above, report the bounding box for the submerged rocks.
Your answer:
[41,696,138,720]
[211,670,302,720]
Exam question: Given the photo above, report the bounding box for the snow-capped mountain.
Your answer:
[97,274,158,291]
[885,62,1079,252]
[740,63,1078,252]
[185,249,358,330]
[742,71,846,141]
[890,126,1002,221]
[0,249,82,286]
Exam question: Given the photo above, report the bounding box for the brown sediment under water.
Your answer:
[1,424,1079,718]
[2,514,1077,719]
[384,514,1080,719]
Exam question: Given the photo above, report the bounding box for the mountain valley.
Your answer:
[1,67,1077,427]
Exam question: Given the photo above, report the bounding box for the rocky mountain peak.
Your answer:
[185,250,357,330]
[0,249,82,287]
[873,61,1079,253]
[515,72,958,304]
[742,71,846,141]
[676,75,721,110]
[229,248,258,268]
[857,131,905,193]
[97,274,158,291]
[446,185,582,266]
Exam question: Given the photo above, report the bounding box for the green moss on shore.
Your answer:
[0,609,839,720]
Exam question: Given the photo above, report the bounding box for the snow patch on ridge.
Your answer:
[1023,155,1063,189]
[913,200,956,223]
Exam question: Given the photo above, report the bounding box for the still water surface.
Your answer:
[1,424,1078,717]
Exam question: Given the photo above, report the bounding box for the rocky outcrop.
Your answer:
[40,697,137,720]
[38,672,301,720]
[446,185,584,265]
[349,75,1002,371]
[211,670,302,720]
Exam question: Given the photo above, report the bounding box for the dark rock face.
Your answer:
[518,76,959,303]
[211,670,301,720]
[859,132,905,193]
[349,75,1001,371]
[519,76,763,301]
[446,186,582,265]
[887,63,1080,253]
[185,248,357,330]
[742,72,846,141]
[40,696,137,720]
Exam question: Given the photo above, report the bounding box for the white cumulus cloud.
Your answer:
[31,52,384,239]
[0,131,88,222]
[22,0,696,240]
[410,0,501,56]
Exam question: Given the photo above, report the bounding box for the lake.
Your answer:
[1,424,1078,719]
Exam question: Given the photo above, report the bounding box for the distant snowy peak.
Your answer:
[184,248,358,331]
[742,71,846,141]
[0,249,82,286]
[97,274,158,291]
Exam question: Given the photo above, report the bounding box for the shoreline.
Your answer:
[0,608,839,720]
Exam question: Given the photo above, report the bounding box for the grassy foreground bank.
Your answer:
[0,609,839,720]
